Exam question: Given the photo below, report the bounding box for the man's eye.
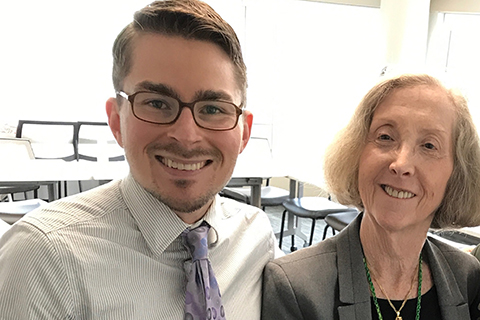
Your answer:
[202,105,223,115]
[148,100,170,110]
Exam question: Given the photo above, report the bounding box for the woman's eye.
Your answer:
[378,134,392,141]
[424,142,436,150]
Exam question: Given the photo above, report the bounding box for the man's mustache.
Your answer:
[147,142,222,160]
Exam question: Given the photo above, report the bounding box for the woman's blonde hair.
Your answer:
[323,73,480,228]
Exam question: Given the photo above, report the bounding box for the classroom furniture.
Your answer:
[279,197,358,251]
[0,198,48,224]
[0,138,43,200]
[0,158,275,209]
[322,209,360,239]
[75,121,125,192]
[0,138,49,224]
[16,120,78,197]
[5,123,281,209]
[0,185,39,201]
[76,121,125,162]
[221,178,289,211]
[16,120,78,161]
[0,218,10,235]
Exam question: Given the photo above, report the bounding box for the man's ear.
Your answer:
[239,110,253,153]
[106,97,124,148]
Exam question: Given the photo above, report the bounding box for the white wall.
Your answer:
[2,0,480,187]
[242,0,383,184]
[0,0,151,122]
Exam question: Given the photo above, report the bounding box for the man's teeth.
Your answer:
[163,158,205,171]
[384,186,415,199]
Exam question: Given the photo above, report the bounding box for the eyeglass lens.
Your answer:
[132,92,239,130]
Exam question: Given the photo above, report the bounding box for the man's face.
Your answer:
[107,34,252,221]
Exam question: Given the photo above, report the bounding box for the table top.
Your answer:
[0,157,285,183]
[0,159,129,182]
[0,219,10,235]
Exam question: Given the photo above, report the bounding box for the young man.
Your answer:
[0,1,280,319]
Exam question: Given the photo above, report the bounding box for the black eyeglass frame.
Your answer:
[116,90,244,131]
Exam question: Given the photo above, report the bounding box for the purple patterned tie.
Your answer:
[182,221,226,320]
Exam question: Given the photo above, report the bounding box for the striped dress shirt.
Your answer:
[0,174,280,319]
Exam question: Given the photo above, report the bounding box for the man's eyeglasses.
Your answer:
[116,91,243,131]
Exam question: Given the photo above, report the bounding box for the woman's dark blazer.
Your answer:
[261,214,480,320]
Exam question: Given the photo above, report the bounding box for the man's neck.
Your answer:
[175,199,214,224]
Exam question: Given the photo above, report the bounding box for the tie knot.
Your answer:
[182,221,210,261]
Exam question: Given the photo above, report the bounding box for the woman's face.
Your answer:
[358,85,455,232]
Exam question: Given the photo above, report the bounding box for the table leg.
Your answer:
[250,184,261,208]
[47,183,56,202]
[276,178,308,249]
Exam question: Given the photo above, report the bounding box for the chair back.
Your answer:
[76,122,125,162]
[16,120,77,161]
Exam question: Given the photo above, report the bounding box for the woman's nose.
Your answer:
[389,145,415,176]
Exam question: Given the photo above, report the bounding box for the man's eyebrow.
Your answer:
[134,81,236,103]
[134,81,180,99]
[194,90,235,102]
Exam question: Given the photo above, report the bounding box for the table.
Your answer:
[228,154,284,208]
[0,160,129,201]
[0,159,278,207]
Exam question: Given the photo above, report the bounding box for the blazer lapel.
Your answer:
[336,214,372,319]
[424,240,470,319]
[333,217,470,319]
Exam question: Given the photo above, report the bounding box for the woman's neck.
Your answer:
[360,212,429,299]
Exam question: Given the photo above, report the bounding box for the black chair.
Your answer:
[0,185,39,202]
[16,120,78,197]
[322,210,360,239]
[16,120,78,162]
[279,197,358,251]
[221,179,289,211]
[75,122,125,192]
[76,121,125,162]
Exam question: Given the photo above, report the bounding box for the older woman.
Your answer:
[262,74,480,319]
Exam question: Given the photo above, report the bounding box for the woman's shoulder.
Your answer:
[264,237,340,296]
[268,236,338,271]
[427,236,480,274]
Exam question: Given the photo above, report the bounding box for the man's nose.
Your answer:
[166,108,203,144]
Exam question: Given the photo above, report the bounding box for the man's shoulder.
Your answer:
[20,179,126,234]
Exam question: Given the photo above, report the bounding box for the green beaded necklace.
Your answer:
[363,255,422,320]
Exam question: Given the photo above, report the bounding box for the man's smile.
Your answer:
[156,155,211,171]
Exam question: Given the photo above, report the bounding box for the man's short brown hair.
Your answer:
[112,0,247,104]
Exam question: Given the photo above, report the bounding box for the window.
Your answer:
[427,13,480,126]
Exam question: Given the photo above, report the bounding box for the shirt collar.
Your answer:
[120,174,222,255]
